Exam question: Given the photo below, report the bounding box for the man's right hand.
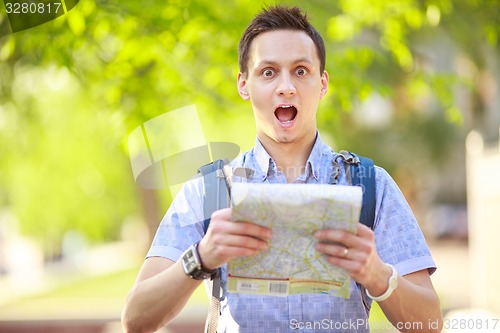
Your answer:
[197,207,272,270]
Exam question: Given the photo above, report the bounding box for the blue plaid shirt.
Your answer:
[147,133,436,333]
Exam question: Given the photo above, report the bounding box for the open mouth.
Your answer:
[274,105,298,125]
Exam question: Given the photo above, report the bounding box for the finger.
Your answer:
[211,207,232,220]
[324,256,363,274]
[215,244,267,259]
[314,222,375,248]
[314,229,358,249]
[222,234,270,251]
[199,236,268,269]
[356,222,375,241]
[210,208,272,241]
[315,242,350,258]
[316,242,366,262]
[209,216,272,242]
[228,221,273,241]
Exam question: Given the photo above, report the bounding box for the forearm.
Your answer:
[121,260,202,333]
[377,274,443,333]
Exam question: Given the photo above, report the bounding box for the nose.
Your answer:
[276,72,296,96]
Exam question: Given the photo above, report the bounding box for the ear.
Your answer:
[237,72,250,100]
[319,70,329,100]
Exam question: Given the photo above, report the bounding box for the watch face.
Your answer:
[390,276,398,289]
[181,243,217,280]
[182,246,201,274]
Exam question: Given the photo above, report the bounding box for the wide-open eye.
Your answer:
[295,67,308,76]
[262,68,276,77]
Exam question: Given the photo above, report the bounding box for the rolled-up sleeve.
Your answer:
[373,166,437,276]
[146,176,206,262]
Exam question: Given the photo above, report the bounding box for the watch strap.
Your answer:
[366,263,398,302]
[183,242,219,280]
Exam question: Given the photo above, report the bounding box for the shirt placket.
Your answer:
[289,294,304,331]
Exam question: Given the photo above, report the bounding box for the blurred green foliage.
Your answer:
[0,0,498,255]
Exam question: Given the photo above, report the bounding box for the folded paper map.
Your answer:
[227,183,361,298]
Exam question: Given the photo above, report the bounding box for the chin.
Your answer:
[273,132,296,144]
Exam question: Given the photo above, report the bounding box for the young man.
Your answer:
[122,6,442,333]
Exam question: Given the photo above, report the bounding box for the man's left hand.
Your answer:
[314,223,392,296]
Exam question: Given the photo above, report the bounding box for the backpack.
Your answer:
[197,151,376,333]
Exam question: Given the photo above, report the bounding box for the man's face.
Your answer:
[237,29,328,148]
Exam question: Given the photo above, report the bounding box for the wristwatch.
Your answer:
[181,242,219,280]
[366,263,398,302]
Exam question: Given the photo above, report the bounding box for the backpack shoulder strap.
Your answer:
[339,151,377,314]
[348,152,376,230]
[198,159,250,333]
[198,159,227,333]
[198,160,254,233]
[198,159,229,233]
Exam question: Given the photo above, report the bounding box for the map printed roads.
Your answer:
[228,183,361,298]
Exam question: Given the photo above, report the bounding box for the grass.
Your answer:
[0,268,138,320]
[0,265,209,321]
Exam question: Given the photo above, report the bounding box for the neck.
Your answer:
[259,132,317,183]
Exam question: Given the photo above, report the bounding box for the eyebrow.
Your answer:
[254,58,313,68]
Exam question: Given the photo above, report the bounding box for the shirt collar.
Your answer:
[252,139,273,182]
[251,132,324,182]
[305,132,323,181]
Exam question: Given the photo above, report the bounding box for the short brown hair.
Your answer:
[238,5,326,76]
